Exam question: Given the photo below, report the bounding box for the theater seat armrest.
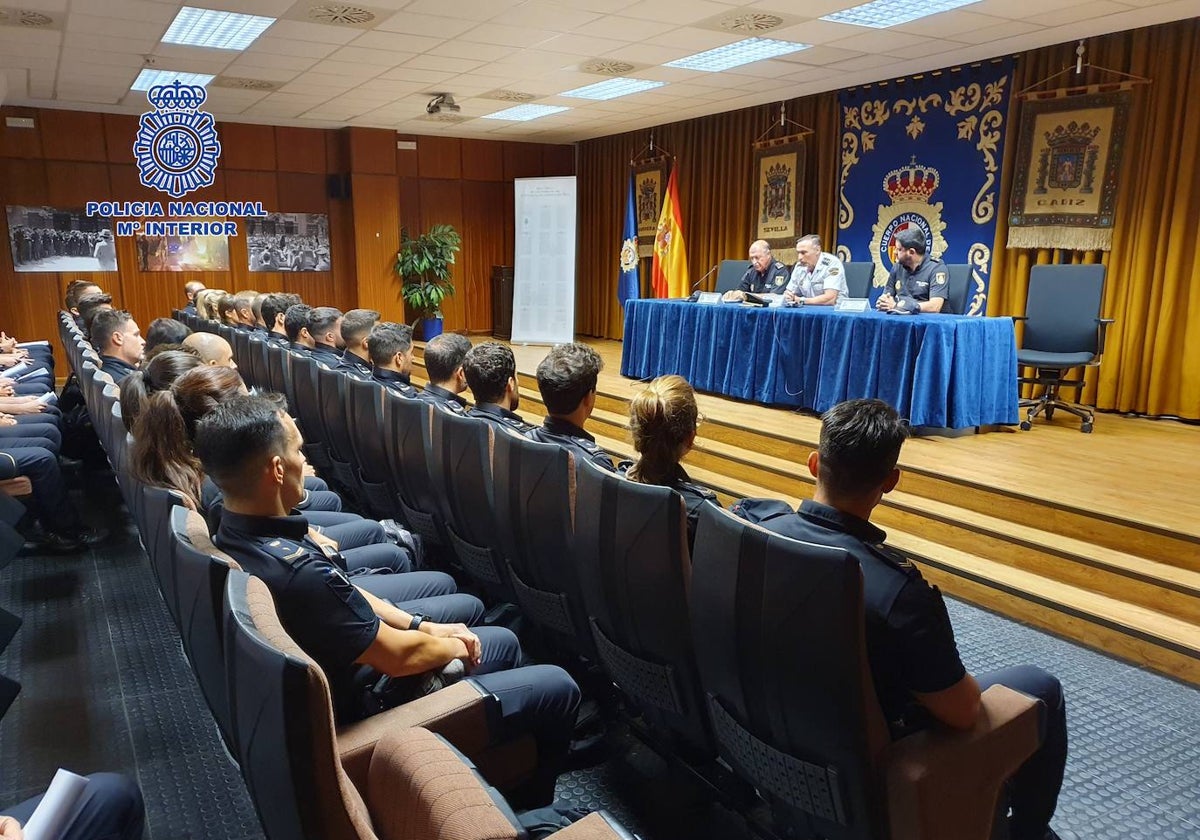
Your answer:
[338,680,492,790]
[1010,315,1028,322]
[1096,318,1115,356]
[549,812,639,839]
[883,684,1041,840]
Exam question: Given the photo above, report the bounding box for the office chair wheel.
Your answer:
[1081,421,1093,434]
[1020,420,1032,431]
[1045,405,1055,420]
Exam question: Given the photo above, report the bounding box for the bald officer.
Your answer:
[784,234,848,307]
[723,240,790,302]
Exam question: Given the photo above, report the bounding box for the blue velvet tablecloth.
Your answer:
[620,300,1019,428]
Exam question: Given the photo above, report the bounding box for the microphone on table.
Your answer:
[688,264,720,301]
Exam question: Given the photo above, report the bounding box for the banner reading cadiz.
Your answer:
[838,60,1013,315]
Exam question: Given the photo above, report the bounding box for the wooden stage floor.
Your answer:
[421,336,1200,684]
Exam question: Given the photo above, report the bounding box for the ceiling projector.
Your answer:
[426,93,461,115]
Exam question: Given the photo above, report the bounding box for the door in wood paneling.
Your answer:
[351,173,402,322]
[418,179,465,332]
[461,181,507,333]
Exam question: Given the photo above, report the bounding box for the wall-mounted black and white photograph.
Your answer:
[6,205,119,273]
[246,212,331,272]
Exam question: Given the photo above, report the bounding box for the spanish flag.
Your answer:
[651,168,689,298]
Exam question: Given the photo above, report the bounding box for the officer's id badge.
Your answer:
[934,271,948,286]
[134,80,221,199]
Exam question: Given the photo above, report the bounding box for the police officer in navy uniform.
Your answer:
[196,395,580,808]
[91,309,145,383]
[368,323,417,398]
[418,333,471,415]
[877,228,949,315]
[527,343,615,472]
[307,306,345,369]
[784,234,848,307]
[336,309,381,381]
[463,342,536,434]
[260,292,301,348]
[744,398,1067,840]
[723,239,790,302]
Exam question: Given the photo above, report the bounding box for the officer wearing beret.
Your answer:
[876,229,948,315]
[527,343,615,472]
[198,394,580,807]
[463,342,535,433]
[784,234,848,307]
[723,240,791,302]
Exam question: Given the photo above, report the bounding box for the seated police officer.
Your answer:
[336,309,380,381]
[463,342,535,434]
[305,306,344,369]
[284,304,317,355]
[722,239,790,302]
[876,229,948,314]
[528,343,615,472]
[369,323,418,398]
[783,234,847,307]
[418,333,471,415]
[91,309,146,383]
[196,395,580,807]
[746,398,1067,840]
[182,280,205,316]
[260,293,300,347]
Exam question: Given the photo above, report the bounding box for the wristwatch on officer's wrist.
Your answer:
[408,614,427,632]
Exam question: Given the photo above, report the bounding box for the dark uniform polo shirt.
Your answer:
[527,416,615,472]
[183,303,197,316]
[469,402,535,434]
[755,499,965,735]
[215,510,379,723]
[737,259,791,294]
[98,355,137,383]
[310,342,343,370]
[418,384,469,415]
[886,256,949,314]
[266,331,290,348]
[666,464,719,549]
[373,368,418,399]
[337,351,374,382]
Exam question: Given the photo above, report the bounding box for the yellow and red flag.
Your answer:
[651,168,689,298]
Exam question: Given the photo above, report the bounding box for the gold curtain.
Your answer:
[989,19,1200,419]
[576,95,840,340]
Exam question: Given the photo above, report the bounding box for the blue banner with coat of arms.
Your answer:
[837,59,1013,315]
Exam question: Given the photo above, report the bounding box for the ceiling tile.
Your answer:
[374,11,479,38]
[1027,1,1132,26]
[327,45,415,66]
[401,0,522,19]
[261,19,363,45]
[459,23,560,48]
[427,40,517,62]
[63,30,161,53]
[616,0,733,25]
[776,44,863,65]
[402,54,483,73]
[490,50,579,74]
[571,15,676,40]
[893,10,1011,37]
[539,33,632,57]
[493,2,601,30]
[378,66,457,84]
[0,27,60,45]
[767,19,866,45]
[540,0,639,12]
[307,60,385,80]
[352,78,430,95]
[58,48,146,69]
[644,26,741,51]
[227,53,321,73]
[600,43,690,64]
[884,37,968,60]
[828,30,933,54]
[951,19,1043,44]
[244,37,341,59]
[65,13,168,40]
[70,0,178,23]
[348,30,444,53]
[969,0,1097,17]
[218,63,303,83]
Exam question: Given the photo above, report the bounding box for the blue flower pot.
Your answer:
[420,317,444,341]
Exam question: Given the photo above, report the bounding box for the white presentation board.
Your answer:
[511,176,577,345]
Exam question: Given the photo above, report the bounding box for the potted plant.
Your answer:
[396,223,461,340]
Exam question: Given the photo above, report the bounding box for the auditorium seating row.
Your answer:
[162,312,1045,840]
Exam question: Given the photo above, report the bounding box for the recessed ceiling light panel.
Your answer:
[561,77,665,100]
[480,104,569,122]
[664,37,811,72]
[162,6,275,50]
[131,70,215,92]
[822,0,980,28]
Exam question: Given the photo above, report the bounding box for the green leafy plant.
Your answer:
[396,224,462,321]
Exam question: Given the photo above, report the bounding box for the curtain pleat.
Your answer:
[578,19,1200,420]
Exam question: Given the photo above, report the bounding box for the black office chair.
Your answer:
[574,458,714,760]
[385,395,445,551]
[288,354,333,475]
[141,485,188,629]
[231,329,251,373]
[714,260,748,294]
[344,377,398,521]
[245,336,268,390]
[842,261,873,299]
[264,344,290,399]
[1015,264,1113,433]
[316,366,366,506]
[944,264,974,315]
[690,505,1043,840]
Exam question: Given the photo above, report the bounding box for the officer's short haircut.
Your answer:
[251,292,268,323]
[818,398,909,500]
[233,290,258,314]
[216,294,238,322]
[463,342,516,405]
[261,293,302,330]
[797,234,822,249]
[194,394,289,492]
[308,307,342,340]
[78,292,114,334]
[65,280,102,310]
[341,309,381,345]
[145,317,191,351]
[284,304,313,342]
[894,229,926,255]
[367,322,412,366]
[91,308,133,353]
[535,342,603,416]
[424,333,471,383]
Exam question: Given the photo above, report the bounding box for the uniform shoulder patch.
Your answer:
[264,539,307,563]
[934,271,948,286]
[829,267,841,275]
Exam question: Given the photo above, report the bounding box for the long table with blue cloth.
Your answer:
[620,299,1019,429]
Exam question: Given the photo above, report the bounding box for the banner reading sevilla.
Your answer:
[838,59,1013,314]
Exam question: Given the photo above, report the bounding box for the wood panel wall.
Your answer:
[0,107,573,369]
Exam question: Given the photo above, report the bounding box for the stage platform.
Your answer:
[413,337,1200,686]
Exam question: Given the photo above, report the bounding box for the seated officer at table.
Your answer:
[722,239,790,302]
[784,234,847,307]
[876,229,948,315]
[197,395,580,807]
[747,398,1067,840]
[528,343,615,472]
[463,342,534,434]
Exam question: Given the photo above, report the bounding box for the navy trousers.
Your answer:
[4,773,144,840]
